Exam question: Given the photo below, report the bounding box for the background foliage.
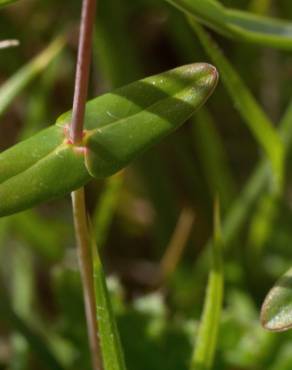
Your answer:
[1,0,292,369]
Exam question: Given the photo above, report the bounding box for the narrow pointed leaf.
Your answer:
[92,239,127,370]
[0,63,217,217]
[261,267,292,332]
[166,0,292,49]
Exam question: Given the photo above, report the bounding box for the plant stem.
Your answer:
[72,189,102,370]
[70,0,102,369]
[70,0,97,144]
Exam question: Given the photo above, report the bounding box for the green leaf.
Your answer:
[165,0,292,49]
[0,63,217,217]
[92,238,127,370]
[191,200,224,370]
[261,267,292,331]
[59,63,218,178]
[190,21,284,193]
[0,36,65,118]
[0,125,91,217]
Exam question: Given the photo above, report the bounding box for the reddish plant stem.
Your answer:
[70,0,97,144]
[70,0,102,370]
[72,189,102,370]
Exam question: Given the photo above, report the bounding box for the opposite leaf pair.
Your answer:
[0,63,218,217]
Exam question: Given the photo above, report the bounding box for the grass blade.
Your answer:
[166,7,236,212]
[193,98,292,286]
[165,0,292,49]
[191,200,224,370]
[0,36,64,118]
[190,20,284,193]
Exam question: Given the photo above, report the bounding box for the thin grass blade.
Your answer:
[190,20,284,193]
[165,0,292,49]
[191,200,224,370]
[0,36,65,118]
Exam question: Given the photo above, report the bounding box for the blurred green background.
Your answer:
[1,0,292,369]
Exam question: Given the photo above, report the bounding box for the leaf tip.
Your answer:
[198,63,219,96]
[260,273,292,332]
[260,306,292,332]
